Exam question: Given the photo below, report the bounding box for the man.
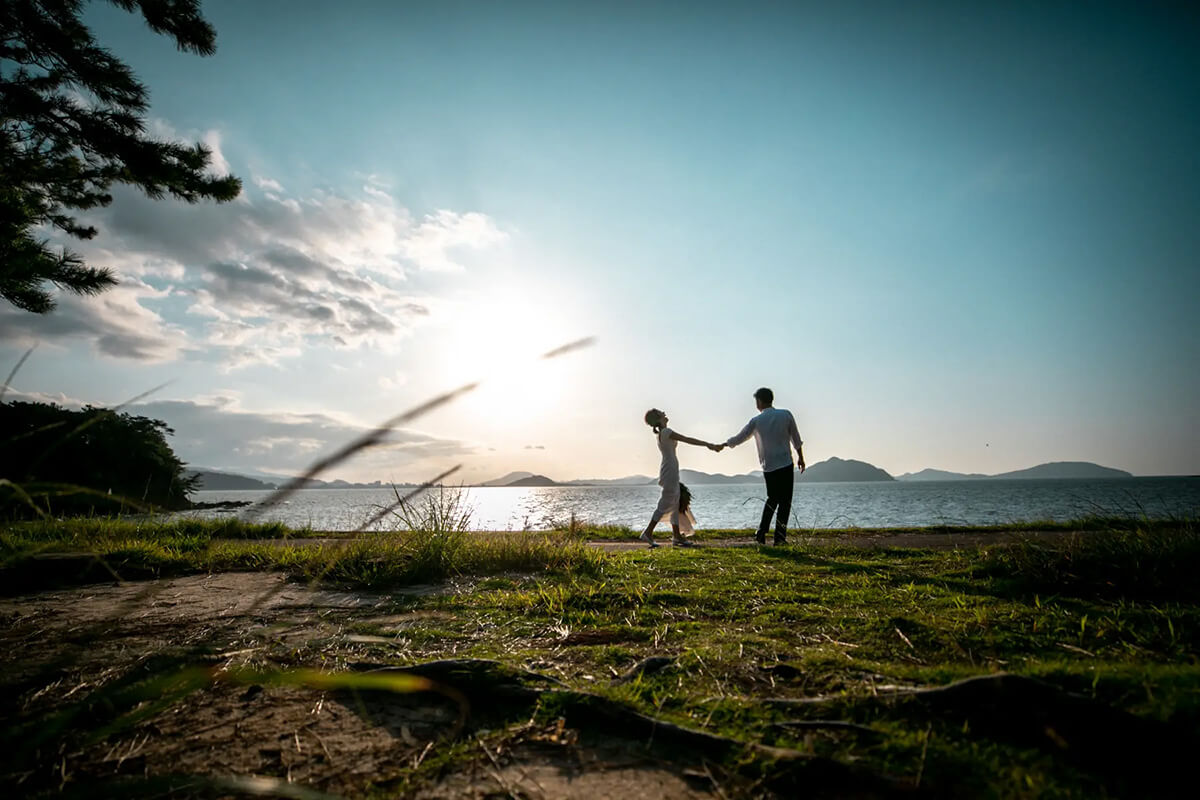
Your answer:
[718,387,805,545]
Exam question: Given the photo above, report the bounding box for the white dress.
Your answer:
[649,427,696,535]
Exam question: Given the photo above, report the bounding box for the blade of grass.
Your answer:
[239,465,465,617]
[1,345,36,404]
[540,336,595,359]
[356,465,462,532]
[247,335,595,517]
[247,382,479,516]
[0,478,50,518]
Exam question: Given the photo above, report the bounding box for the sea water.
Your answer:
[185,477,1200,532]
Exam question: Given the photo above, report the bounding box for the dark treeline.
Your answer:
[1,401,195,517]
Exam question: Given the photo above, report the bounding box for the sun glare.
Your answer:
[445,292,577,427]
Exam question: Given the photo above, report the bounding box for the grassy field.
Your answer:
[1,516,1197,797]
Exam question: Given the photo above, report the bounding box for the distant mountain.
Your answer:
[896,468,989,481]
[798,457,894,482]
[186,470,277,490]
[488,461,898,487]
[993,461,1132,480]
[481,471,535,487]
[502,474,560,487]
[187,468,415,491]
[895,461,1131,481]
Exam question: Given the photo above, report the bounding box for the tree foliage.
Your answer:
[1,399,197,516]
[0,0,241,313]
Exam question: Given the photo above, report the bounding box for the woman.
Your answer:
[640,408,722,548]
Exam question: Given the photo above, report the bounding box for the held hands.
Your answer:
[707,443,725,452]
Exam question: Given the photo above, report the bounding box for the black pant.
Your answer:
[758,465,794,541]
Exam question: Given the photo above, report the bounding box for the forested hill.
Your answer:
[186,470,277,490]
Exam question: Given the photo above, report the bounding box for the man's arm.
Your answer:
[788,413,806,472]
[725,420,755,448]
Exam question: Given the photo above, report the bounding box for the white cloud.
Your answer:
[378,371,408,391]
[202,129,232,177]
[132,398,474,480]
[0,279,190,362]
[1,135,509,367]
[402,210,508,272]
[253,175,284,193]
[2,387,90,407]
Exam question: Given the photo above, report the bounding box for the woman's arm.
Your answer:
[669,431,716,448]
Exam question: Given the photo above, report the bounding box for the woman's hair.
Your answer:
[678,482,692,512]
[644,408,663,433]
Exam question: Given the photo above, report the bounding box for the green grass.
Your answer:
[3,515,300,545]
[982,524,1200,602]
[361,524,1200,796]
[577,514,1191,540]
[0,517,606,590]
[2,517,1197,796]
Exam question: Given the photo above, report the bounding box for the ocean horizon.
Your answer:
[186,476,1200,533]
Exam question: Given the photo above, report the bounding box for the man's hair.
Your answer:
[754,387,774,406]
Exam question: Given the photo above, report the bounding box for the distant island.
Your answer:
[479,457,896,487]
[797,457,895,482]
[896,461,1132,481]
[501,474,560,487]
[895,468,990,481]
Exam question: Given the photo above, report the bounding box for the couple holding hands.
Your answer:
[641,387,806,548]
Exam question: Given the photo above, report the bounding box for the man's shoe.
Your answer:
[773,536,788,546]
[754,534,766,545]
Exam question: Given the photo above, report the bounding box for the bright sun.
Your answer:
[445,292,577,428]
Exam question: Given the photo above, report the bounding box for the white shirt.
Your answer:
[726,407,803,472]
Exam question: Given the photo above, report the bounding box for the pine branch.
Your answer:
[0,0,240,313]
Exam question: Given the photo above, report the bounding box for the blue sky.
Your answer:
[2,0,1197,481]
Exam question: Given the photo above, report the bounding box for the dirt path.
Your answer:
[245,528,1083,553]
[594,528,1083,551]
[0,573,728,798]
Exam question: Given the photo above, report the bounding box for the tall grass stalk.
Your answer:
[380,485,473,579]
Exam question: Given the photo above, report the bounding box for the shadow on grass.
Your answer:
[756,546,898,576]
[974,526,1200,604]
